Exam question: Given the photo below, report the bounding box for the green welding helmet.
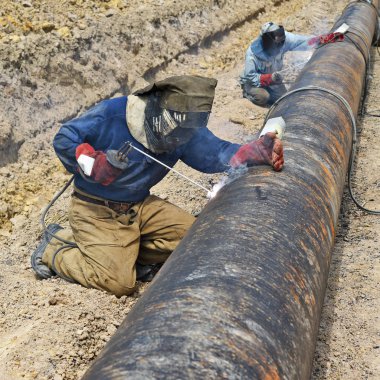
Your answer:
[130,75,217,153]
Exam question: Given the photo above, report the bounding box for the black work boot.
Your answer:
[136,263,163,282]
[31,224,63,279]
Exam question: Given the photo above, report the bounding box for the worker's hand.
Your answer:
[308,32,344,47]
[260,74,273,87]
[91,151,123,186]
[75,143,123,185]
[272,72,283,84]
[259,73,282,87]
[230,132,284,171]
[75,143,95,160]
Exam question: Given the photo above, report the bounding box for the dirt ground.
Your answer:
[0,0,379,379]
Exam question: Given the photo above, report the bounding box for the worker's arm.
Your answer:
[179,128,240,173]
[283,31,314,51]
[240,48,262,87]
[307,32,345,47]
[230,132,284,172]
[75,144,128,185]
[53,103,106,174]
[240,48,282,88]
[285,31,344,51]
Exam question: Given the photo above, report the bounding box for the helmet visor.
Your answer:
[267,26,285,43]
[143,94,210,153]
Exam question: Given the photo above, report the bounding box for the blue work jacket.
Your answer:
[240,32,311,87]
[53,96,240,202]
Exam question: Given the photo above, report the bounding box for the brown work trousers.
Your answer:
[42,194,195,297]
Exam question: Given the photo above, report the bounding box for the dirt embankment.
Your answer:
[0,0,278,234]
[0,0,379,379]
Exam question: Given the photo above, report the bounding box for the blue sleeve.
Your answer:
[240,47,262,87]
[180,128,240,173]
[284,32,313,52]
[53,102,107,174]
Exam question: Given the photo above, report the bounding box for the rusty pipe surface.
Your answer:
[83,2,378,379]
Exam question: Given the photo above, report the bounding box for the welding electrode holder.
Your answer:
[106,142,132,170]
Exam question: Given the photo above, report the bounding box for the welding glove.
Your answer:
[75,143,125,186]
[229,132,284,171]
[308,32,344,47]
[272,72,283,84]
[76,142,95,159]
[259,72,282,87]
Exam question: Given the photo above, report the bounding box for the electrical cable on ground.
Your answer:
[51,245,77,283]
[39,175,79,282]
[40,175,77,245]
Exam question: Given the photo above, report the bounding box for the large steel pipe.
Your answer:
[83,2,378,379]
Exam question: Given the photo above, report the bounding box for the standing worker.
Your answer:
[240,22,344,107]
[31,75,284,297]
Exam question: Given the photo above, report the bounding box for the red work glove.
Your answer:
[230,132,284,171]
[75,143,95,160]
[91,151,123,186]
[308,32,344,47]
[75,143,123,186]
[260,74,273,87]
[259,72,282,87]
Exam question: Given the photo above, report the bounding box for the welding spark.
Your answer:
[207,166,248,200]
[207,179,227,199]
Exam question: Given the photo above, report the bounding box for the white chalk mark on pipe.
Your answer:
[260,117,286,139]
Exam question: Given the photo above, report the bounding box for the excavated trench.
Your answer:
[0,1,270,168]
[0,0,281,232]
[2,1,379,379]
[0,0,295,233]
[142,5,266,82]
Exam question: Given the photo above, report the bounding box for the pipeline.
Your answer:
[82,2,378,379]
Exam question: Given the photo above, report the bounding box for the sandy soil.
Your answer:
[0,0,379,379]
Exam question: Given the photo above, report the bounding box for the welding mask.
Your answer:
[261,22,285,55]
[127,75,217,154]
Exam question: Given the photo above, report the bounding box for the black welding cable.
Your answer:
[345,31,369,64]
[41,175,78,246]
[343,33,370,116]
[264,86,380,215]
[335,1,380,48]
[315,27,370,116]
[51,245,77,283]
[346,26,371,51]
[39,175,81,282]
[313,33,369,115]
